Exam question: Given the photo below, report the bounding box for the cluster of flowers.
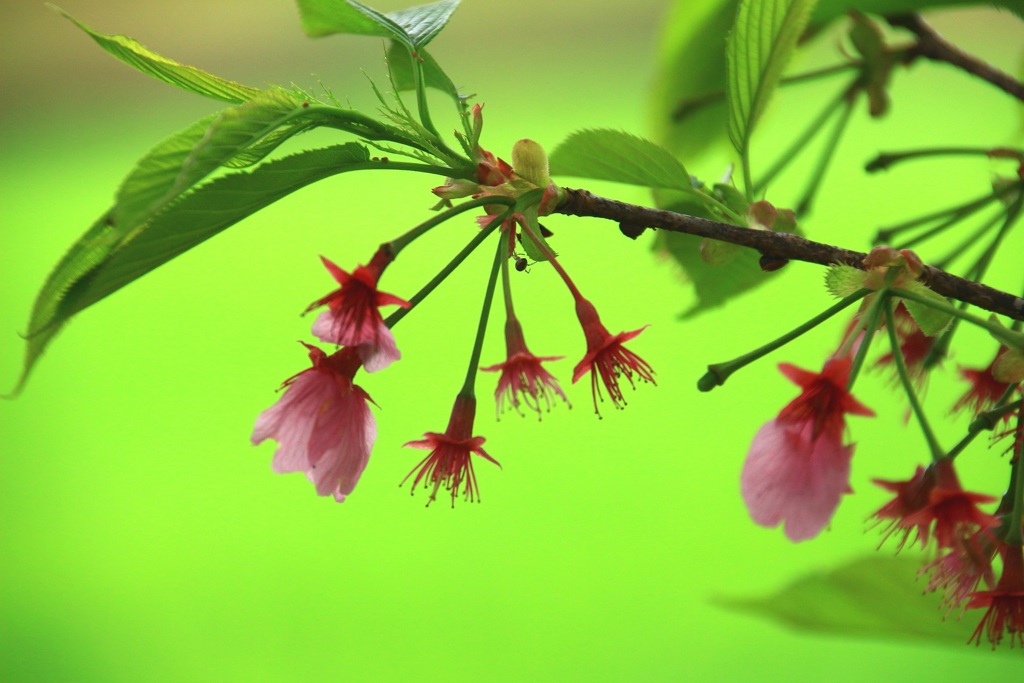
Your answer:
[739,248,1024,647]
[252,122,654,506]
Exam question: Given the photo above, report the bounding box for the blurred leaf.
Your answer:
[899,281,952,336]
[654,190,777,318]
[716,554,1023,655]
[550,129,696,193]
[14,144,371,393]
[810,0,1024,25]
[726,0,820,157]
[386,42,462,101]
[825,264,866,297]
[296,0,461,50]
[51,6,260,104]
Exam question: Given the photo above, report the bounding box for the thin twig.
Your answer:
[888,13,1024,103]
[555,187,1024,322]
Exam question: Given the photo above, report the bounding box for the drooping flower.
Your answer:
[252,344,376,502]
[968,543,1024,648]
[741,356,874,542]
[898,457,999,550]
[305,247,410,373]
[403,395,500,506]
[571,297,654,415]
[922,531,998,613]
[952,347,1012,418]
[481,318,568,419]
[875,303,934,389]
[871,464,937,550]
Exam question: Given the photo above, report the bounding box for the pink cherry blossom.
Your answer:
[305,248,410,373]
[741,357,873,541]
[252,344,376,502]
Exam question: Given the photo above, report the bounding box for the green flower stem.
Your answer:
[499,230,517,319]
[459,234,505,397]
[796,93,856,215]
[865,146,1012,172]
[385,210,510,331]
[932,211,1002,271]
[699,193,747,226]
[946,389,1021,460]
[753,87,849,195]
[846,290,887,389]
[889,287,1024,350]
[883,296,944,461]
[1005,415,1023,545]
[697,288,870,392]
[517,210,584,301]
[741,148,754,204]
[388,196,515,254]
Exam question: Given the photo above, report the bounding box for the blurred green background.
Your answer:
[2,1,1022,680]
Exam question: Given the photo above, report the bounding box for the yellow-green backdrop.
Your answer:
[2,1,1022,680]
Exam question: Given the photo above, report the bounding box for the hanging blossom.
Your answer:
[968,542,1024,648]
[922,531,998,614]
[481,318,568,419]
[875,302,934,390]
[305,247,410,373]
[252,344,376,502]
[403,395,500,506]
[741,356,874,542]
[952,346,1012,418]
[572,297,655,415]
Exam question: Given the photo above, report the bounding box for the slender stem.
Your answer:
[846,291,887,388]
[697,288,870,391]
[460,234,505,397]
[883,295,944,460]
[671,61,859,121]
[753,87,849,195]
[388,195,515,254]
[797,94,856,215]
[888,13,1024,103]
[889,287,1024,349]
[866,147,1007,173]
[947,388,1022,460]
[1005,410,1024,545]
[385,210,510,330]
[517,216,584,301]
[556,188,1024,322]
[741,147,754,203]
[500,229,517,319]
[873,188,1005,244]
[932,210,1002,271]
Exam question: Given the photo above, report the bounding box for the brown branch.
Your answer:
[556,187,1024,322]
[889,13,1024,103]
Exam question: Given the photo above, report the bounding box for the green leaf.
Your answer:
[716,554,1023,654]
[295,0,460,49]
[825,264,866,298]
[726,0,820,157]
[810,0,1024,26]
[549,129,696,193]
[51,6,260,104]
[115,89,307,235]
[14,144,372,393]
[654,190,778,318]
[385,43,461,101]
[898,281,953,336]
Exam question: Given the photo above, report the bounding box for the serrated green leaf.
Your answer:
[549,129,696,192]
[825,264,865,297]
[296,0,460,50]
[726,0,820,156]
[14,144,372,393]
[223,121,318,168]
[115,89,307,234]
[994,347,1024,383]
[899,281,953,336]
[654,190,777,318]
[716,554,1023,654]
[51,6,260,104]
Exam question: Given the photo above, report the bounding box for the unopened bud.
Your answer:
[511,139,551,188]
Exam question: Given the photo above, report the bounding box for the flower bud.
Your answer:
[511,138,551,188]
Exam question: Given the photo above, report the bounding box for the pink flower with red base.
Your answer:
[741,356,874,542]
[252,344,376,502]
[403,395,500,506]
[306,247,410,372]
